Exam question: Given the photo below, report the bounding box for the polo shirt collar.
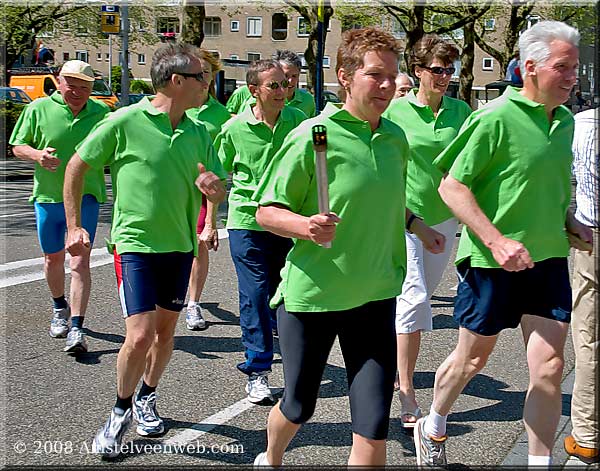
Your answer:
[197,95,216,113]
[504,86,571,120]
[240,103,290,126]
[324,102,394,133]
[51,91,91,117]
[138,96,194,128]
[405,89,451,111]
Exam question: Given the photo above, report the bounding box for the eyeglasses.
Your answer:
[421,66,456,76]
[263,79,290,90]
[176,71,205,82]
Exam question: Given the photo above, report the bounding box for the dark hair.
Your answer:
[408,35,459,75]
[150,42,199,90]
[274,49,302,70]
[246,59,282,86]
[336,27,401,84]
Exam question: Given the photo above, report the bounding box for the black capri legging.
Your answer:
[277,297,397,440]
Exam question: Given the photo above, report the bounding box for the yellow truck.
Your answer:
[9,67,119,109]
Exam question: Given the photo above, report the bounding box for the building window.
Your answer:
[105,52,110,61]
[157,17,180,34]
[484,18,496,31]
[230,20,240,32]
[453,59,461,78]
[204,17,221,37]
[297,53,308,70]
[230,54,239,60]
[138,53,146,64]
[389,17,405,38]
[482,57,494,71]
[247,52,261,62]
[297,17,310,36]
[96,52,102,62]
[247,17,262,37]
[323,56,330,68]
[272,13,288,40]
[527,15,540,29]
[75,50,88,62]
[63,52,70,61]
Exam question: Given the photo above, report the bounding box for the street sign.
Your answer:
[101,5,120,34]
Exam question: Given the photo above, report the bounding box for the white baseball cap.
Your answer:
[59,60,95,82]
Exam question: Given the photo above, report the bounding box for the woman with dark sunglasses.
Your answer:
[382,34,472,430]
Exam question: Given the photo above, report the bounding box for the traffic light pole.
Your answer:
[120,4,129,106]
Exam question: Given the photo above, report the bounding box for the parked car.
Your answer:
[0,87,32,104]
[117,93,155,107]
[322,90,341,104]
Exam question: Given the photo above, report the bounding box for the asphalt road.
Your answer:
[0,178,585,469]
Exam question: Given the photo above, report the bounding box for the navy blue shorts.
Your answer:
[113,251,193,317]
[454,257,572,336]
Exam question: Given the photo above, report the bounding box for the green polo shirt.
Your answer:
[76,97,227,255]
[226,85,314,117]
[383,90,472,225]
[254,103,410,312]
[9,92,110,204]
[186,95,231,141]
[435,86,574,268]
[225,85,253,114]
[216,104,307,231]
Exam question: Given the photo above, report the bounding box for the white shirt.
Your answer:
[572,108,598,227]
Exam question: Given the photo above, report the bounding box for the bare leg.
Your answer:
[45,250,66,298]
[396,330,421,420]
[432,327,498,416]
[265,402,301,466]
[348,433,386,466]
[188,243,209,302]
[68,251,91,317]
[143,307,180,387]
[116,311,157,398]
[521,314,568,456]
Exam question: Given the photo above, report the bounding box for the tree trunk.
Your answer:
[459,20,475,106]
[182,3,205,47]
[302,5,333,92]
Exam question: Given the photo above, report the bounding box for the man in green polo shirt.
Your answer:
[413,21,593,468]
[62,42,227,459]
[226,50,315,118]
[217,59,306,405]
[10,60,110,354]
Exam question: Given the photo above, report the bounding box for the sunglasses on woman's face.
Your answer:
[422,65,456,76]
[264,79,290,90]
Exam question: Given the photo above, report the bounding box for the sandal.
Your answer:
[400,406,422,429]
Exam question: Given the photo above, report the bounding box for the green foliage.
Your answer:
[2,101,27,156]
[130,80,154,94]
[110,66,134,94]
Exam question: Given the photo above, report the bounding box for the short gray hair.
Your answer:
[246,59,282,86]
[274,50,302,70]
[396,72,415,87]
[150,42,199,90]
[519,21,579,65]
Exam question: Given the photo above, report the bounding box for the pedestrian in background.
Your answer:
[394,72,414,98]
[10,60,110,354]
[383,35,472,429]
[252,27,444,467]
[217,59,307,405]
[184,49,232,331]
[564,107,598,464]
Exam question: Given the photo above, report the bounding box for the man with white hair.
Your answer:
[412,21,593,467]
[394,72,415,98]
[10,60,110,354]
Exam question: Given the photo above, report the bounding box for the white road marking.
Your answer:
[0,211,34,219]
[0,229,229,288]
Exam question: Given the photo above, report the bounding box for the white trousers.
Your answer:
[395,218,458,334]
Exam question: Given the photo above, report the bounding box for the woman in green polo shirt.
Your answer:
[382,35,472,429]
[251,28,444,467]
[184,49,232,332]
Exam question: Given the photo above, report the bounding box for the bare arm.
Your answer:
[64,153,92,256]
[439,174,534,271]
[405,208,446,254]
[199,199,219,251]
[565,208,594,253]
[256,204,340,245]
[12,144,60,172]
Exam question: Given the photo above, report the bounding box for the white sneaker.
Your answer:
[50,307,70,338]
[253,451,274,468]
[185,304,207,330]
[64,327,88,353]
[245,372,274,405]
[93,408,132,459]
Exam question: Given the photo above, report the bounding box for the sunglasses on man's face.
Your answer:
[264,79,290,90]
[176,71,205,82]
[422,65,456,76]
